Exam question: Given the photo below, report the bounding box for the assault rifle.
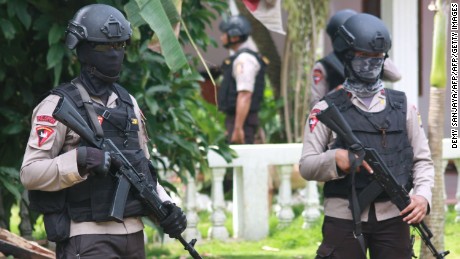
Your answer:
[315,103,449,259]
[52,97,202,259]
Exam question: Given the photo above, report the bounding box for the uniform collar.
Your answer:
[348,88,386,110]
[92,91,119,108]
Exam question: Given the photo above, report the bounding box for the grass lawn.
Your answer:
[145,206,460,259]
[8,205,460,258]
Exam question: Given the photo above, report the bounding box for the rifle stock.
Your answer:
[52,97,202,259]
[315,104,449,259]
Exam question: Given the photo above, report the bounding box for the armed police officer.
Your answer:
[217,15,268,144]
[300,13,434,259]
[310,9,402,109]
[20,4,187,258]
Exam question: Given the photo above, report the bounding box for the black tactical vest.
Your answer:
[29,82,156,222]
[318,52,345,91]
[322,89,414,201]
[218,48,266,114]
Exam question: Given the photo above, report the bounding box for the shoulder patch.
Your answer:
[262,56,270,65]
[37,115,57,124]
[313,69,323,85]
[235,62,244,75]
[36,126,55,147]
[417,112,423,128]
[412,105,423,128]
[308,108,321,132]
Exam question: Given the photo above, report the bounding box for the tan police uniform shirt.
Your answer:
[232,40,261,93]
[21,91,172,237]
[310,58,403,109]
[299,89,434,222]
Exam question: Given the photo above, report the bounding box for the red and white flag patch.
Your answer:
[36,126,54,147]
[308,108,321,132]
[313,69,323,85]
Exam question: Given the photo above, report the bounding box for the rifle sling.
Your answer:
[348,151,367,255]
[71,78,104,139]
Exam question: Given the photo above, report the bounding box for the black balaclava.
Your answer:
[342,51,385,98]
[76,42,125,101]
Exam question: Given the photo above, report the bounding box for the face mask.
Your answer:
[350,56,384,83]
[77,42,125,82]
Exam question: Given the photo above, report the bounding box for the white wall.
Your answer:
[381,0,420,107]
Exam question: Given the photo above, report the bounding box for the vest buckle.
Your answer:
[102,110,111,119]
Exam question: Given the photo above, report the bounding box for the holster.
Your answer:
[43,210,71,242]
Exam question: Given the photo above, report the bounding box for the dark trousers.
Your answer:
[56,231,145,259]
[225,112,259,144]
[315,205,411,259]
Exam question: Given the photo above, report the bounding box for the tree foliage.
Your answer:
[281,0,329,143]
[0,0,232,230]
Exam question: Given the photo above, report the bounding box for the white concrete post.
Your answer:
[184,171,201,241]
[208,168,229,240]
[237,162,269,240]
[277,165,294,227]
[207,143,303,240]
[302,181,321,228]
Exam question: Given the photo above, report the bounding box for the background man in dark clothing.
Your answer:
[217,15,268,144]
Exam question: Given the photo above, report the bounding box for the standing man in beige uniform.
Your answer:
[300,14,434,259]
[20,4,187,258]
[217,15,267,144]
[310,9,402,109]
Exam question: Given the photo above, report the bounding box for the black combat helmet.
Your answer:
[219,15,252,40]
[65,4,132,50]
[333,13,391,55]
[326,9,357,41]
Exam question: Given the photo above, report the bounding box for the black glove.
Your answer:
[159,201,187,238]
[77,147,111,177]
